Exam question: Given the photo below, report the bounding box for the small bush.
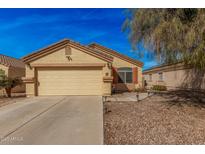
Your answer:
[151,85,167,91]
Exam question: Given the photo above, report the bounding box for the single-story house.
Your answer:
[143,62,205,90]
[22,39,143,96]
[0,54,25,95]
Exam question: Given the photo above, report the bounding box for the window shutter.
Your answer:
[132,67,138,84]
[112,67,118,84]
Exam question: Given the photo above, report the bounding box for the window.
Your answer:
[118,67,133,83]
[149,74,152,81]
[159,72,163,81]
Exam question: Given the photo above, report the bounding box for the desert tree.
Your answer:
[123,9,205,69]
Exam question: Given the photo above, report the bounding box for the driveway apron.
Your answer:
[0,96,103,145]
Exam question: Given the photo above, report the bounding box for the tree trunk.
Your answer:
[5,88,11,97]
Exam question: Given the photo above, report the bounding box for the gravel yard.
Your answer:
[104,91,205,144]
[0,93,26,108]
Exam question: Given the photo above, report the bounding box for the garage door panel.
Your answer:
[37,68,102,95]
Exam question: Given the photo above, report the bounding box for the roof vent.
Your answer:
[65,46,72,55]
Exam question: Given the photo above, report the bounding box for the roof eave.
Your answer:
[22,39,70,62]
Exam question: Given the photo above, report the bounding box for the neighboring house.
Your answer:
[22,39,143,96]
[0,54,25,95]
[143,62,205,90]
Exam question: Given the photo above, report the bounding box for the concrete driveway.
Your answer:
[0,96,103,145]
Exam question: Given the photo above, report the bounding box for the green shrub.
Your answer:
[0,70,22,97]
[0,69,5,76]
[151,85,167,91]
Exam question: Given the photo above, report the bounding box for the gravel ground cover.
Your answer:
[0,93,26,108]
[104,91,205,144]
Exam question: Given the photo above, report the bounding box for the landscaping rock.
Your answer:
[104,92,205,144]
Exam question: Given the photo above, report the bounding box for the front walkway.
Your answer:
[106,92,149,102]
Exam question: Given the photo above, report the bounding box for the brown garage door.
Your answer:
[37,67,102,96]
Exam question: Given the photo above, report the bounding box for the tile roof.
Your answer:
[89,43,144,67]
[0,54,25,68]
[142,62,186,74]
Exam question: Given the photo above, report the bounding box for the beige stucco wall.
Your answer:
[9,67,25,93]
[144,68,205,90]
[25,46,112,96]
[25,64,35,96]
[32,48,105,64]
